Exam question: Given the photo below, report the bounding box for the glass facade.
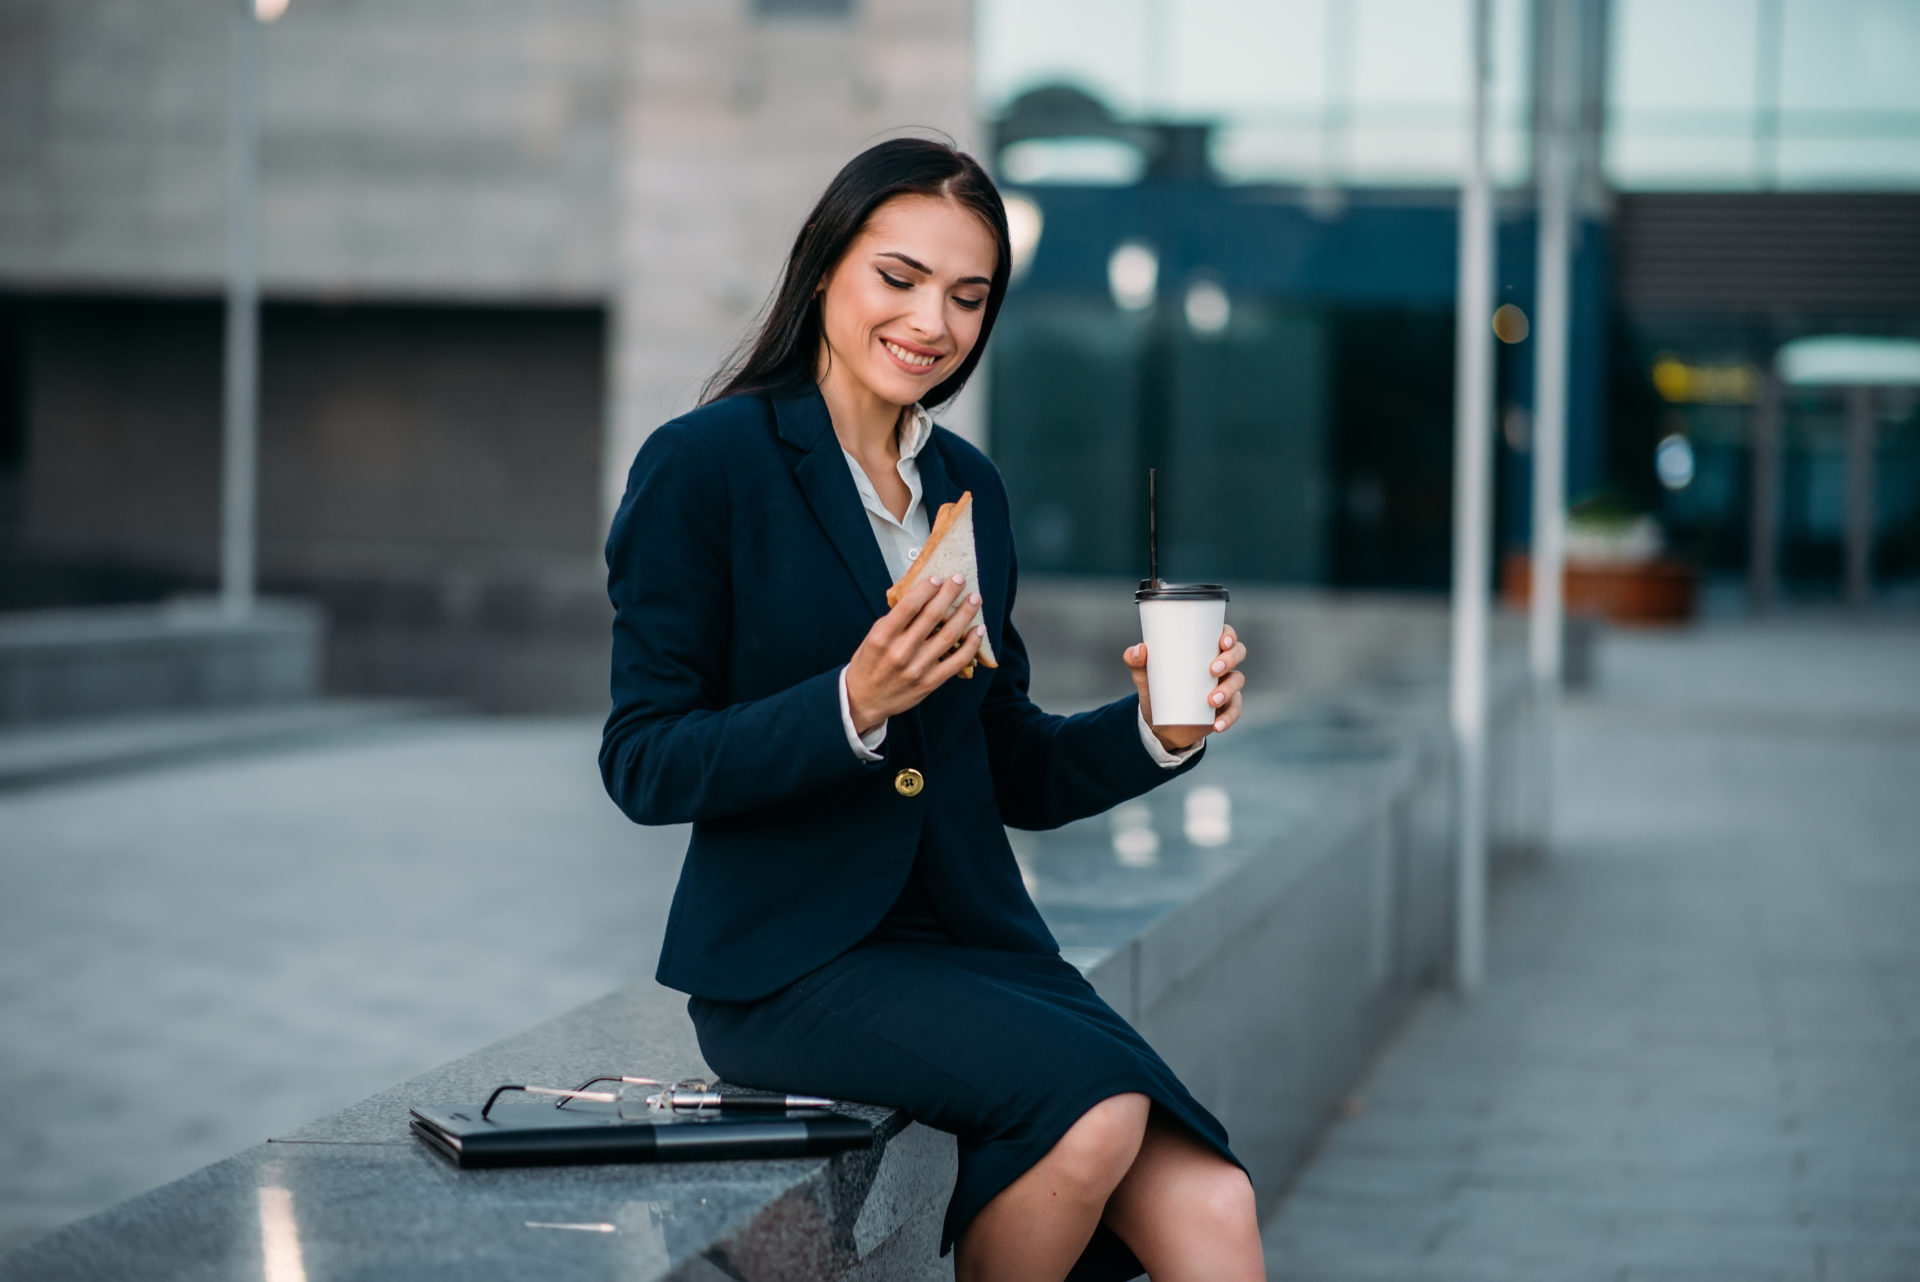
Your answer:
[976,0,1920,599]
[1607,0,1920,190]
[978,0,1536,188]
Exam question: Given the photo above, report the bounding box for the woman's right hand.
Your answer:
[845,572,985,736]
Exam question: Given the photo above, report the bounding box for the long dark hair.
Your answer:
[700,136,1011,411]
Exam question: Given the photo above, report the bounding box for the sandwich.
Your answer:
[885,489,999,678]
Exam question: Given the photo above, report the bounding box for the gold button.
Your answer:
[894,767,924,797]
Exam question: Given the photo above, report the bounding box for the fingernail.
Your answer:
[952,574,964,584]
[969,593,980,604]
[1215,719,1226,731]
[1211,660,1223,673]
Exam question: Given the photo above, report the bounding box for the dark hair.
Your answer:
[700,136,1011,411]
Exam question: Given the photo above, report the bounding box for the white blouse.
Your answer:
[833,402,1199,770]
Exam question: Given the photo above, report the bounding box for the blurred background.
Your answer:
[3,0,1915,704]
[2,0,1918,1269]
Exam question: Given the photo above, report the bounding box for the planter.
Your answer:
[1501,552,1697,626]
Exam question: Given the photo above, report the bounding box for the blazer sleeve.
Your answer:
[599,421,892,827]
[977,533,1207,831]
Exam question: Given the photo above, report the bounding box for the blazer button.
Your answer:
[894,767,924,797]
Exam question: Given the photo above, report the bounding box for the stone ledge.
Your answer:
[0,597,326,724]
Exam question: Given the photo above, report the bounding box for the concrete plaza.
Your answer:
[1261,617,1920,1281]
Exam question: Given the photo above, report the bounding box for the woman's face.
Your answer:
[815,193,998,410]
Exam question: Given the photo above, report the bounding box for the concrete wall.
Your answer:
[0,0,621,300]
[604,0,984,523]
[0,0,985,535]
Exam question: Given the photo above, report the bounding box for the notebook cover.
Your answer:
[408,1100,873,1168]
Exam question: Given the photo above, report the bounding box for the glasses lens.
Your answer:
[617,1085,656,1121]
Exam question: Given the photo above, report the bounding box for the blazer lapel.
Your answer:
[773,385,894,620]
[914,431,963,527]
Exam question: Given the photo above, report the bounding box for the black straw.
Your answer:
[1148,467,1158,588]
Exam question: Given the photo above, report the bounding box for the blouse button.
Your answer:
[907,546,920,560]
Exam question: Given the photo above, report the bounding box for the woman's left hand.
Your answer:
[1122,624,1246,754]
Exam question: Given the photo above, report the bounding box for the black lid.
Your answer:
[1135,579,1230,601]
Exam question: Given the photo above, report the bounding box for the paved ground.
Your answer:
[0,716,687,1253]
[1261,616,1920,1282]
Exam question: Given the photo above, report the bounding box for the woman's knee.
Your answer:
[1044,1093,1150,1200]
[1172,1159,1259,1237]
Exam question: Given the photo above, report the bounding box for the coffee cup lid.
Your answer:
[1136,579,1230,602]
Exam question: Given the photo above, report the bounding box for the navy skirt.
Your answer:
[686,866,1245,1282]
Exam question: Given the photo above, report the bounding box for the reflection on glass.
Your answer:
[1183,786,1233,847]
[1108,241,1158,311]
[1001,138,1146,185]
[1656,433,1696,490]
[1184,279,1232,335]
[977,0,1537,187]
[1110,800,1160,866]
[258,1186,308,1282]
[1608,0,1920,188]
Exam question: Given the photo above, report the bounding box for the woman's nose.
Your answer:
[906,294,945,342]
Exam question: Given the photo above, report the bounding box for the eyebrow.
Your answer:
[878,251,991,289]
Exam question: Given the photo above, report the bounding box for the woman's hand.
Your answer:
[845,572,985,735]
[1122,624,1246,754]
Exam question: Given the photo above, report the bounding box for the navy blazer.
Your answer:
[600,383,1209,1002]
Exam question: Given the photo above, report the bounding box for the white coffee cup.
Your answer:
[1135,580,1230,726]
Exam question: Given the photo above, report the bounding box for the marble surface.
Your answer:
[1,652,1530,1281]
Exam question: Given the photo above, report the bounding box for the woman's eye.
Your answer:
[954,296,985,311]
[878,270,910,290]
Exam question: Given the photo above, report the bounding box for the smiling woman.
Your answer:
[605,136,1260,1282]
[811,194,997,458]
[700,139,1010,415]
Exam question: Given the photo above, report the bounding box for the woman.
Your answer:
[600,137,1261,1282]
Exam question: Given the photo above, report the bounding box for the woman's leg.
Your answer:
[1099,1105,1266,1282]
[953,1092,1150,1282]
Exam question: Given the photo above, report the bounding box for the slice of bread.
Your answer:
[884,489,999,678]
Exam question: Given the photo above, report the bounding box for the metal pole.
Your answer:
[1844,385,1875,611]
[1451,0,1496,994]
[1749,370,1780,614]
[222,0,264,618]
[1529,0,1574,861]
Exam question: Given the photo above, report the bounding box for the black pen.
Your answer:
[557,1075,839,1114]
[655,1085,836,1112]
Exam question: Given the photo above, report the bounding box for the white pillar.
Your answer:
[1529,0,1575,859]
[1451,0,1496,994]
[221,0,265,618]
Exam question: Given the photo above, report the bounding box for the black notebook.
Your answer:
[409,1099,874,1169]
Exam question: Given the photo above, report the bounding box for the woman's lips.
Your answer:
[881,338,942,374]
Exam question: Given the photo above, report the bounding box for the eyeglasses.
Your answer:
[478,1076,734,1121]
